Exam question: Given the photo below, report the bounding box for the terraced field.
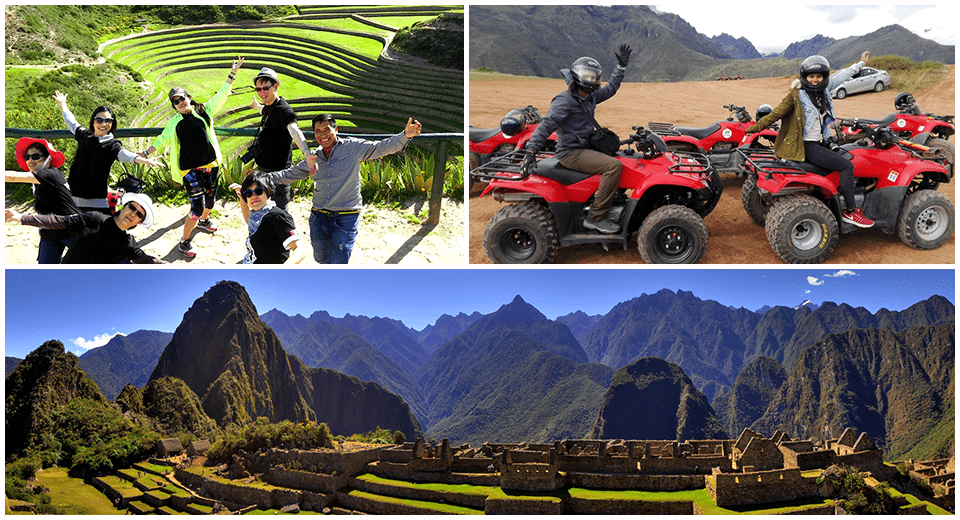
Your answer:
[100,5,463,156]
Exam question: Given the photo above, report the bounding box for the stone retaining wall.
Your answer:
[175,468,332,511]
[707,468,819,507]
[565,496,694,514]
[263,467,347,494]
[369,461,500,485]
[484,496,564,515]
[348,476,488,509]
[565,472,704,491]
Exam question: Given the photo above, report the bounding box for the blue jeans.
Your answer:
[38,237,70,264]
[308,209,359,264]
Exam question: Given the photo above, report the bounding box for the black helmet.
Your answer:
[894,92,917,111]
[570,56,602,92]
[500,108,526,137]
[755,104,773,122]
[799,55,831,92]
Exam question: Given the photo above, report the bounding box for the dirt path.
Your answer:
[469,69,955,264]
[5,197,465,265]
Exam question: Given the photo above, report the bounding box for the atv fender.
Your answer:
[481,175,572,202]
[661,134,706,152]
[756,172,837,197]
[879,161,952,190]
[860,185,909,234]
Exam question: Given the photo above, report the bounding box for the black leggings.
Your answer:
[804,141,856,211]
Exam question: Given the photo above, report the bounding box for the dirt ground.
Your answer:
[5,196,465,265]
[469,67,956,264]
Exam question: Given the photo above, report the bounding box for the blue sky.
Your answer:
[4,268,953,359]
[654,4,955,52]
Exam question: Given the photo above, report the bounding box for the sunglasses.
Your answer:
[23,152,47,161]
[171,96,186,105]
[243,187,266,199]
[93,116,114,124]
[254,86,274,93]
[126,203,146,221]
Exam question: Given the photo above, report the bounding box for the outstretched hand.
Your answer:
[53,90,68,109]
[5,208,22,223]
[861,51,870,64]
[615,44,632,68]
[404,117,422,138]
[231,57,245,74]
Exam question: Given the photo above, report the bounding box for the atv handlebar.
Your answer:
[724,104,751,123]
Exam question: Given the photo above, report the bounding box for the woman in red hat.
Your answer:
[4,137,81,263]
[53,91,163,214]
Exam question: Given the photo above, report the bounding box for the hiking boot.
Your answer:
[841,208,874,228]
[196,219,218,233]
[178,239,196,258]
[583,218,621,234]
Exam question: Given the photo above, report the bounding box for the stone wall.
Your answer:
[565,496,694,514]
[370,461,500,486]
[640,455,732,475]
[243,447,384,477]
[707,467,819,507]
[557,454,637,474]
[175,468,332,511]
[565,472,704,491]
[500,463,563,491]
[484,496,564,515]
[348,476,488,509]
[263,467,347,494]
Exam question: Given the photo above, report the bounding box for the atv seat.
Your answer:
[533,157,594,185]
[675,123,722,140]
[778,160,832,175]
[854,114,899,126]
[469,126,502,142]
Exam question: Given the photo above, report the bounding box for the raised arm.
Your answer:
[53,90,82,134]
[5,171,40,184]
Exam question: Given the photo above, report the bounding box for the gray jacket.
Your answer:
[525,65,625,158]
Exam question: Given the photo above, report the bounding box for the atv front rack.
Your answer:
[647,122,681,136]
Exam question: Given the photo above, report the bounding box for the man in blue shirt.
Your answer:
[261,114,422,263]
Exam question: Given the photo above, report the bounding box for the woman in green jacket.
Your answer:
[747,51,873,228]
[142,57,244,258]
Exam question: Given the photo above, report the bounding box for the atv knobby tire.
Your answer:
[765,194,838,264]
[741,174,773,225]
[923,137,955,175]
[638,205,708,264]
[484,202,560,264]
[897,190,955,250]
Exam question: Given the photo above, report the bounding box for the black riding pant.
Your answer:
[804,141,856,211]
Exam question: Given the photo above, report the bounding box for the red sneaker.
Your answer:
[841,208,874,228]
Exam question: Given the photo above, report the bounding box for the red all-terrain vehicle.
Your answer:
[647,104,779,175]
[473,127,723,264]
[739,119,954,264]
[468,106,556,172]
[837,92,955,172]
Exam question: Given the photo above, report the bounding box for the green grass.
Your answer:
[34,467,124,515]
[134,461,174,475]
[347,489,485,514]
[355,474,496,497]
[487,487,564,503]
[568,487,835,515]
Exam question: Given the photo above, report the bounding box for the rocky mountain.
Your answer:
[417,311,483,353]
[282,319,428,425]
[555,310,603,345]
[262,309,428,375]
[6,356,23,376]
[744,296,955,370]
[751,323,954,459]
[77,330,173,400]
[417,295,603,444]
[470,8,954,82]
[149,281,423,440]
[5,340,106,458]
[710,33,762,60]
[712,356,787,438]
[116,377,219,439]
[581,289,761,402]
[781,24,954,66]
[590,357,728,441]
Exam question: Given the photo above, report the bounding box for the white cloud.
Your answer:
[807,276,824,286]
[824,270,858,278]
[72,332,124,351]
[804,289,812,295]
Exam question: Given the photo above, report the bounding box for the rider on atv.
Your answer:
[746,51,875,228]
[520,44,632,234]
